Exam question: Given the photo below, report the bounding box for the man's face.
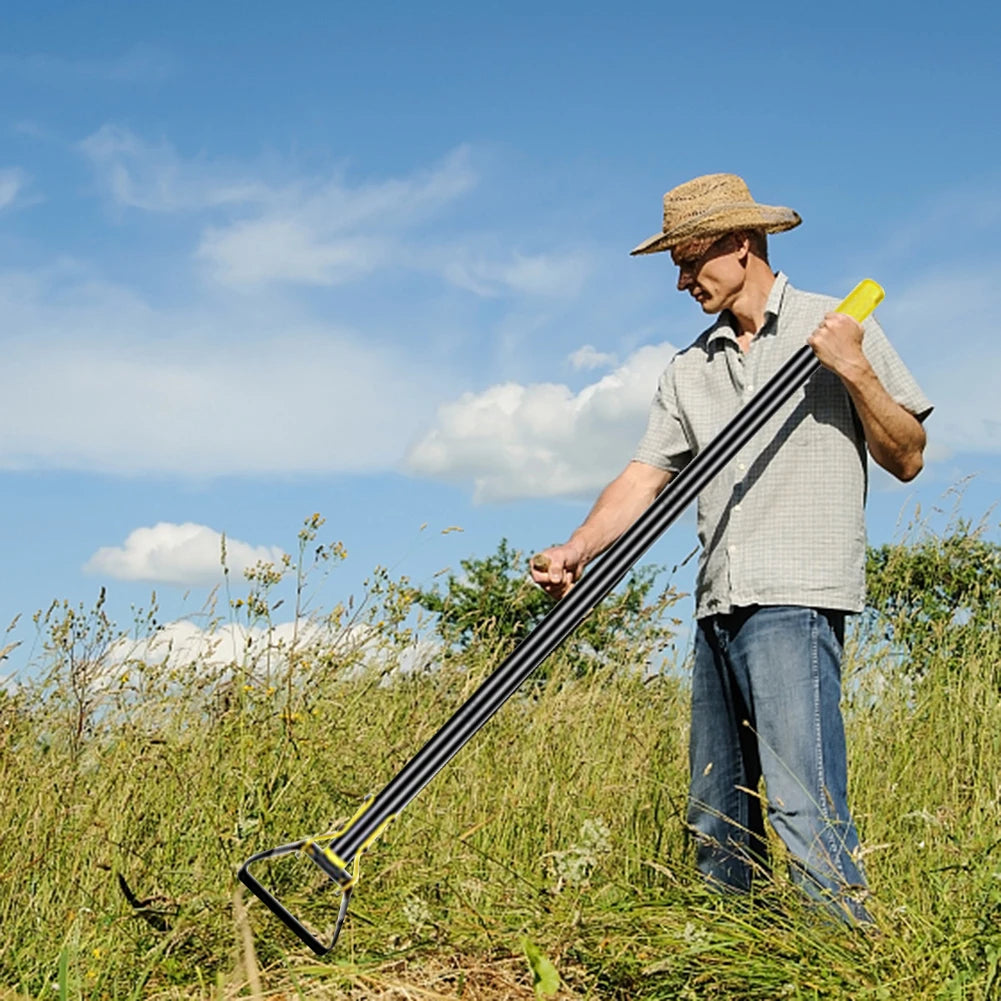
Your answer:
[670,233,744,313]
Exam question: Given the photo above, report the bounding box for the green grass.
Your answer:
[2,525,1000,1000]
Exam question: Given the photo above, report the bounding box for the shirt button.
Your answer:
[728,545,737,554]
[747,385,755,394]
[738,463,747,472]
[733,504,741,514]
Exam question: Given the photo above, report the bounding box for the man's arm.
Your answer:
[808,312,927,482]
[531,460,673,599]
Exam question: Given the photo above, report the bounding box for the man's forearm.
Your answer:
[839,361,926,481]
[808,313,926,483]
[568,462,672,564]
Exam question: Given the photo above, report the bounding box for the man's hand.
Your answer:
[807,311,869,380]
[530,545,585,600]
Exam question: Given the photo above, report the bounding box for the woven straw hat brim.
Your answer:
[630,201,802,256]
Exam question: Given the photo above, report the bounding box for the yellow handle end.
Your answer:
[835,279,885,324]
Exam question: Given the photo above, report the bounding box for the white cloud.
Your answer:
[108,619,326,671]
[197,218,391,286]
[196,146,478,287]
[440,249,593,299]
[0,168,28,211]
[79,125,272,212]
[404,253,1001,503]
[96,617,438,687]
[116,619,270,668]
[84,522,286,586]
[568,345,617,371]
[0,267,446,475]
[79,126,481,288]
[78,128,590,299]
[405,342,678,502]
[0,133,606,475]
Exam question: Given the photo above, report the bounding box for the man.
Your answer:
[530,173,932,924]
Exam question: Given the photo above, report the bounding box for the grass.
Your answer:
[1,520,1000,999]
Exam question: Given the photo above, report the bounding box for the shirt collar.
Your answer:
[706,271,789,345]
[764,271,789,319]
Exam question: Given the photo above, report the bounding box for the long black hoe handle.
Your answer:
[239,279,885,954]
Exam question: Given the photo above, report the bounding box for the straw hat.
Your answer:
[630,173,801,256]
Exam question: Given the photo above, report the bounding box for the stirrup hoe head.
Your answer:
[238,838,355,956]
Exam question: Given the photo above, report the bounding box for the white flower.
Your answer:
[402,894,432,930]
[545,818,613,890]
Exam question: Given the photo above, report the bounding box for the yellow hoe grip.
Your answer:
[834,279,884,324]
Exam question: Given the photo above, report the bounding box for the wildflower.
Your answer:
[402,895,432,930]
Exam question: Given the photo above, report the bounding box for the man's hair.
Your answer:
[741,228,769,264]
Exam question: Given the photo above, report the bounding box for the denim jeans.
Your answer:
[687,605,872,924]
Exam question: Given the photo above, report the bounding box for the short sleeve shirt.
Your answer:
[633,273,933,618]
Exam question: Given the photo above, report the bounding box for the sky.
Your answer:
[2,0,1000,679]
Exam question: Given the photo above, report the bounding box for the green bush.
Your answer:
[862,516,1001,673]
[407,537,684,676]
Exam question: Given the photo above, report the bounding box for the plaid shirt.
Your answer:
[634,273,933,618]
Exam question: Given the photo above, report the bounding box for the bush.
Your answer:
[407,537,684,676]
[862,516,1001,673]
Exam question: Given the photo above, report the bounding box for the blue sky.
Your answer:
[2,1,999,677]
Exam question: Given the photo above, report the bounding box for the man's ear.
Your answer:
[732,230,752,262]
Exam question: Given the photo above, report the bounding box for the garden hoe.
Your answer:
[239,279,885,956]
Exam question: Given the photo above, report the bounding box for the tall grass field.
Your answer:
[1,513,999,999]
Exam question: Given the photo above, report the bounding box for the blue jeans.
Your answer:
[687,605,872,924]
